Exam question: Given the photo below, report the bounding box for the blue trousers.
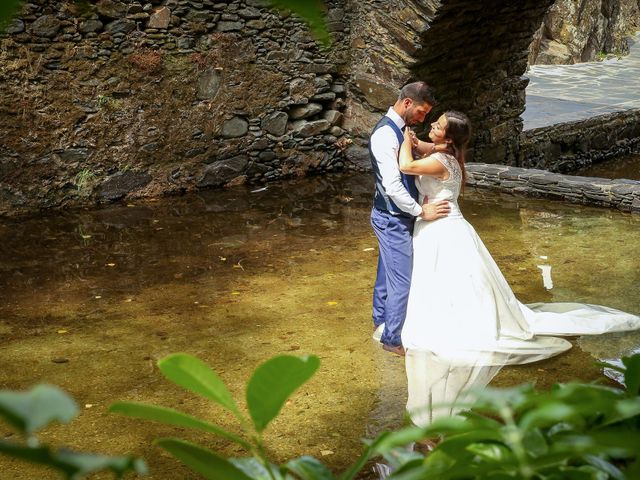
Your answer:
[371,208,415,347]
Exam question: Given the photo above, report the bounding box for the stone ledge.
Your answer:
[466,163,640,213]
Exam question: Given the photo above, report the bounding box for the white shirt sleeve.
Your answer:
[370,125,422,217]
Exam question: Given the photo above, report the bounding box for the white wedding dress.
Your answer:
[390,152,640,427]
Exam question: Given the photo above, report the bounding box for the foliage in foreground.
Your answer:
[110,353,640,480]
[3,354,640,479]
[0,384,147,479]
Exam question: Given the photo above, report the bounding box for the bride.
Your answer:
[395,111,640,428]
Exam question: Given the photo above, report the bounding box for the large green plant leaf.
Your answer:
[285,456,335,480]
[109,402,251,450]
[0,439,147,478]
[156,438,254,480]
[264,0,330,46]
[0,384,78,435]
[246,354,319,433]
[231,457,284,480]
[158,353,240,417]
[623,355,640,396]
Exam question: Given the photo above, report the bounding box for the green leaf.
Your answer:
[465,442,513,463]
[285,456,335,480]
[264,0,330,46]
[158,353,240,416]
[156,438,254,480]
[519,402,577,430]
[583,455,625,480]
[622,354,640,396]
[0,0,22,30]
[246,355,319,433]
[522,429,548,457]
[109,402,252,450]
[0,384,78,435]
[231,457,284,480]
[0,439,147,478]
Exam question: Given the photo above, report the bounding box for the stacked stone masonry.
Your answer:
[466,162,640,213]
[1,0,639,216]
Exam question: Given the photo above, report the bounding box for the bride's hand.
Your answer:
[404,127,419,148]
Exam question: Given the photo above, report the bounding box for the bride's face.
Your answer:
[428,115,448,144]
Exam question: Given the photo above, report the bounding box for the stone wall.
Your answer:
[529,0,640,64]
[466,163,640,212]
[0,0,351,215]
[519,109,640,171]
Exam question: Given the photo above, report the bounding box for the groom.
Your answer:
[370,81,450,356]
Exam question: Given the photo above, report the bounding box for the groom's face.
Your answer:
[404,99,432,126]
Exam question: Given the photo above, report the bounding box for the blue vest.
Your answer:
[369,116,419,216]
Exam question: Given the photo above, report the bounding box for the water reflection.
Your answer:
[573,153,640,180]
[0,173,639,478]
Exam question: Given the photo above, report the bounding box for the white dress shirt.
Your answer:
[370,108,422,217]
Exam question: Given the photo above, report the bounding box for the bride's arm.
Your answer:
[399,127,447,178]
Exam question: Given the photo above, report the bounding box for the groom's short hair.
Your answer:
[399,81,436,106]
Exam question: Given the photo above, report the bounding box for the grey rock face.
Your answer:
[96,0,128,19]
[289,103,323,120]
[148,6,172,29]
[261,111,288,136]
[196,69,221,100]
[323,110,343,126]
[58,148,90,162]
[79,19,104,34]
[217,21,243,32]
[31,15,62,38]
[292,119,331,137]
[5,19,25,35]
[98,171,152,201]
[198,155,249,187]
[222,117,249,138]
[105,19,137,34]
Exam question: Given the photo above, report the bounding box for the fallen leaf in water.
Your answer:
[363,247,374,252]
[124,298,133,302]
[106,263,116,267]
[327,301,338,306]
[231,292,241,295]
[94,295,102,299]
[57,329,67,334]
[289,345,300,351]
[320,450,334,456]
[52,358,69,364]
[80,234,92,239]
[219,256,227,261]
[85,404,94,409]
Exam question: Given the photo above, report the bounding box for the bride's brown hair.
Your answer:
[443,111,471,188]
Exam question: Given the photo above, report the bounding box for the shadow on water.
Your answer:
[1,172,639,478]
[573,152,640,180]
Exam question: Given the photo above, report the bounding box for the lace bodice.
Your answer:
[416,153,462,215]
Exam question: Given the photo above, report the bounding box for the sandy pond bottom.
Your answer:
[1,173,639,479]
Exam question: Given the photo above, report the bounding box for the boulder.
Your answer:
[31,15,62,38]
[222,117,249,138]
[148,6,171,29]
[261,111,288,136]
[196,69,221,100]
[197,155,249,187]
[98,171,152,201]
[289,103,323,120]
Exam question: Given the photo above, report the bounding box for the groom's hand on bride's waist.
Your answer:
[420,200,450,221]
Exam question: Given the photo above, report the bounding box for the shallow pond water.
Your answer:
[573,152,640,180]
[1,172,639,479]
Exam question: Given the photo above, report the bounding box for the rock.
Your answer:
[217,21,243,32]
[196,69,221,100]
[96,0,128,19]
[292,119,331,137]
[311,92,336,102]
[344,145,371,170]
[352,74,398,110]
[79,19,104,34]
[105,19,136,34]
[31,15,62,38]
[98,171,152,201]
[237,7,261,19]
[197,155,249,187]
[289,77,314,104]
[221,117,249,138]
[535,39,573,65]
[147,6,171,28]
[176,36,194,49]
[261,111,288,136]
[289,103,323,120]
[323,110,343,126]
[5,19,25,35]
[58,148,90,162]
